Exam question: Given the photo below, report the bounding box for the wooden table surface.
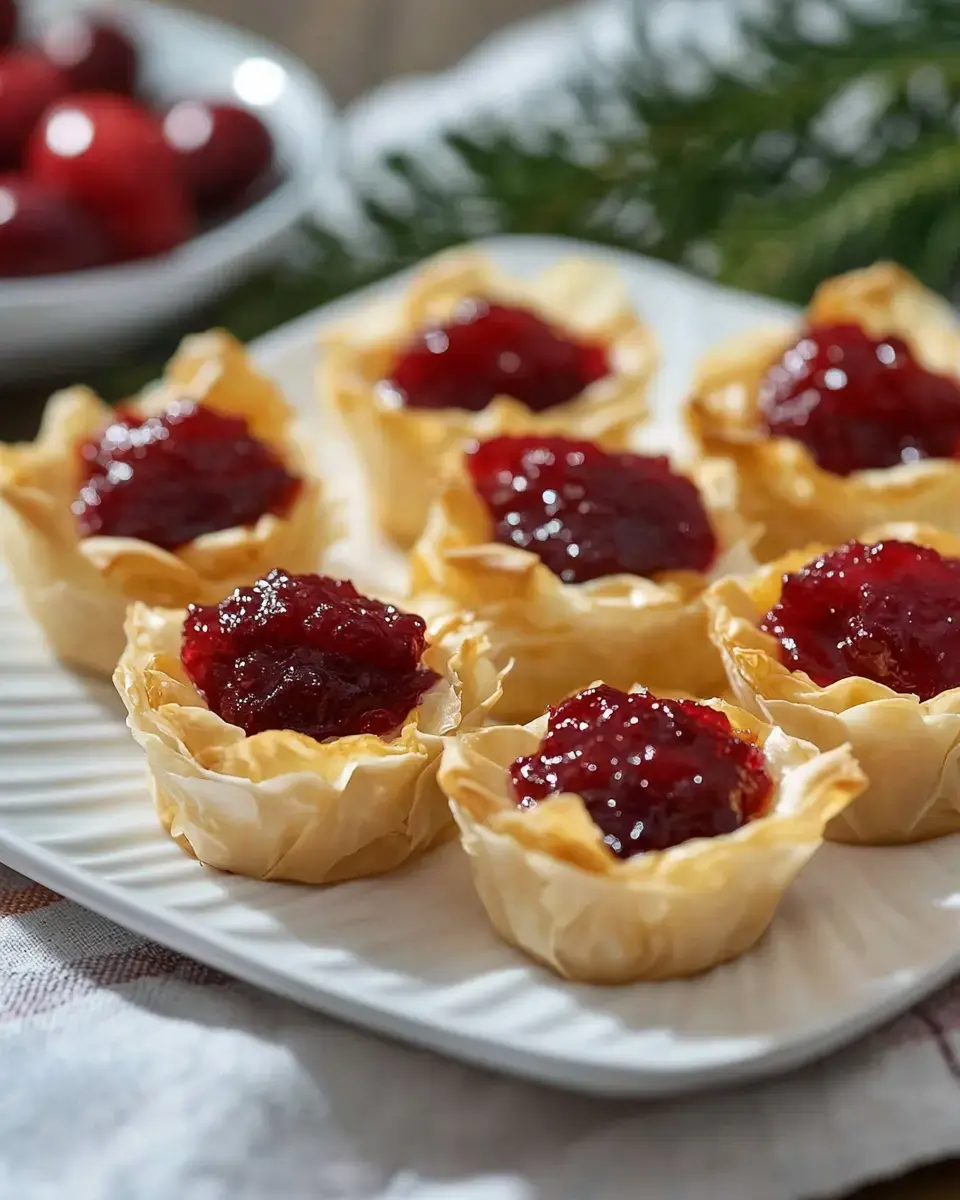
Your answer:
[19,1,960,1194]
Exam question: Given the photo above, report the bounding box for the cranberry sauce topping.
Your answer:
[383,300,609,413]
[759,322,960,476]
[760,539,960,700]
[509,684,773,858]
[73,401,302,550]
[466,435,717,584]
[181,570,440,743]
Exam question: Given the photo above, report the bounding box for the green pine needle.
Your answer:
[94,0,960,400]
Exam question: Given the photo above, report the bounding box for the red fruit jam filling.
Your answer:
[466,435,717,584]
[760,539,960,700]
[73,401,301,550]
[760,322,960,476]
[509,684,773,858]
[181,570,439,742]
[383,300,609,412]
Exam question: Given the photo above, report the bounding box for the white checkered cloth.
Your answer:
[2,860,960,1200]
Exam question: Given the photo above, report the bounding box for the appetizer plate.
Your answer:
[2,236,960,1099]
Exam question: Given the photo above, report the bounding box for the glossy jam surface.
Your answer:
[74,401,301,550]
[509,685,773,858]
[760,539,960,700]
[28,94,195,260]
[181,571,439,742]
[467,435,717,584]
[384,301,609,413]
[760,322,960,476]
[0,174,110,275]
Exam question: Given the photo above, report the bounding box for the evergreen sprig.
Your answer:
[99,0,960,399]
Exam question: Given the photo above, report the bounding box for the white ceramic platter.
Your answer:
[2,235,960,1099]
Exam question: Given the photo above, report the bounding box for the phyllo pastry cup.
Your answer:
[0,331,329,677]
[687,263,960,560]
[321,250,657,547]
[439,701,863,983]
[706,523,960,845]
[410,452,754,723]
[115,603,504,885]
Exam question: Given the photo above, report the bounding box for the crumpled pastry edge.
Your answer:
[705,521,960,844]
[0,330,333,677]
[114,603,505,884]
[438,702,863,983]
[409,454,756,722]
[686,262,960,560]
[320,249,658,547]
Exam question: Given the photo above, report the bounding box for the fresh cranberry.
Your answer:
[28,94,195,260]
[760,323,960,476]
[384,301,609,412]
[510,684,773,857]
[0,1,17,49]
[73,401,301,550]
[466,435,717,584]
[38,16,138,95]
[162,101,273,213]
[0,51,68,168]
[0,174,111,275]
[181,571,439,743]
[760,539,960,700]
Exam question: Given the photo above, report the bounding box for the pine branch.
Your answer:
[715,136,960,300]
[94,0,960,400]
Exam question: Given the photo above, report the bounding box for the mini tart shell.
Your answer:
[0,331,331,677]
[706,522,960,845]
[409,453,755,723]
[320,250,657,548]
[114,603,504,885]
[438,701,863,983]
[687,262,960,560]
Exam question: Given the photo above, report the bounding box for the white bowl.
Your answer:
[0,0,337,380]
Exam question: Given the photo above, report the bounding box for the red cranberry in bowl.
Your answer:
[162,101,274,213]
[28,93,195,260]
[38,14,138,95]
[0,174,111,276]
[0,50,68,167]
[0,0,18,49]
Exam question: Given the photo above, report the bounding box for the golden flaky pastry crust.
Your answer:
[0,331,331,677]
[115,603,504,884]
[439,701,863,983]
[706,523,960,845]
[320,250,657,547]
[687,263,960,560]
[409,453,756,722]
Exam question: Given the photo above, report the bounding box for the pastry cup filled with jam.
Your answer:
[321,250,657,548]
[439,684,862,983]
[409,432,754,723]
[115,569,503,884]
[707,525,960,844]
[0,331,329,676]
[687,263,960,561]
